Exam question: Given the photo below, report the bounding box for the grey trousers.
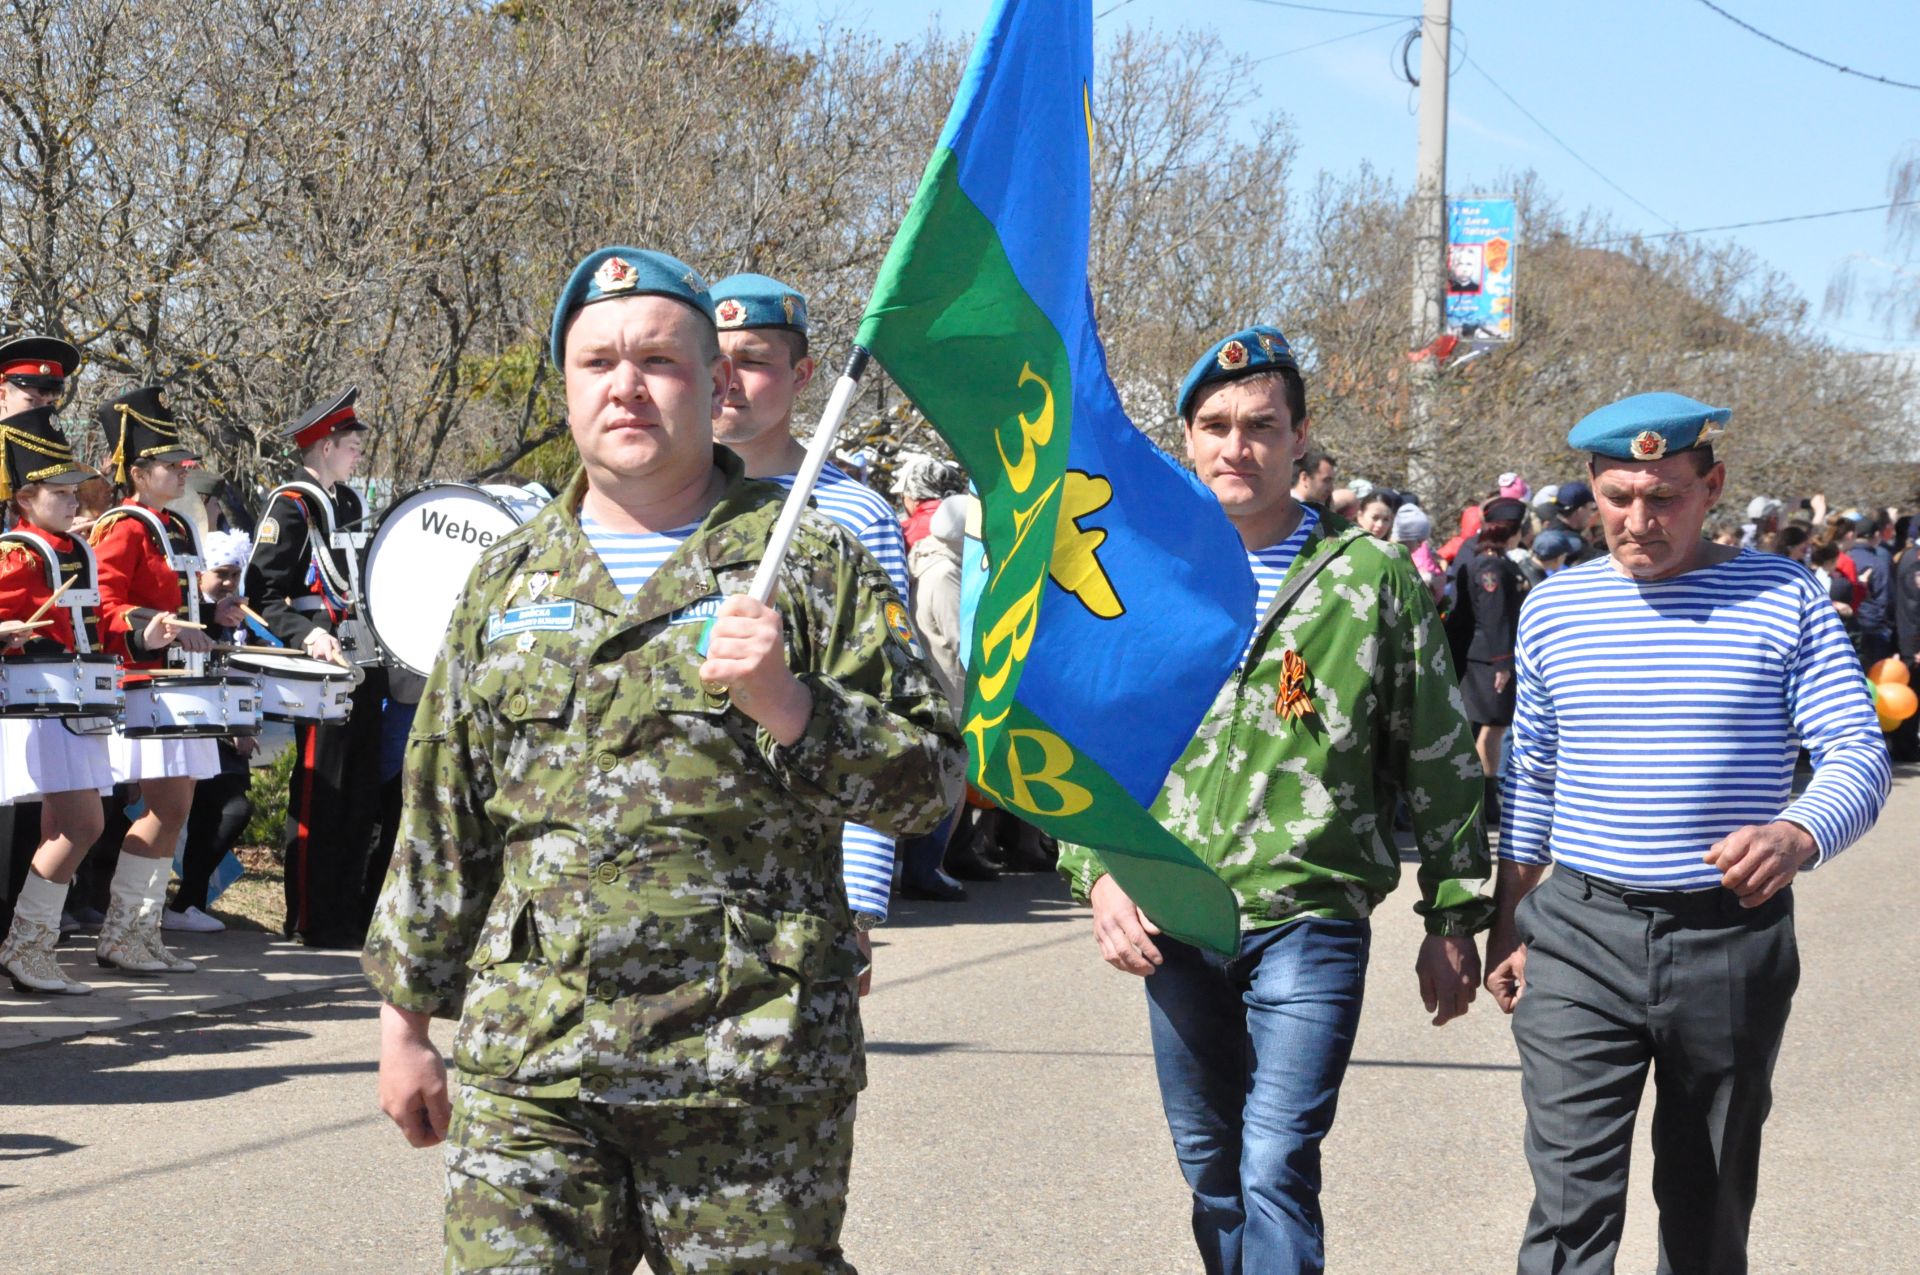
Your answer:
[1511,867,1799,1275]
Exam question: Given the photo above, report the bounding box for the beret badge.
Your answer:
[1217,339,1249,370]
[593,256,638,295]
[1629,430,1667,461]
[715,298,748,329]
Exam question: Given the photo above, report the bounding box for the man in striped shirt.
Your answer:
[709,273,921,963]
[1487,392,1891,1275]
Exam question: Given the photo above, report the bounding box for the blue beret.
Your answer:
[710,273,809,335]
[1567,391,1729,462]
[549,247,715,366]
[1177,325,1299,421]
[1531,528,1582,561]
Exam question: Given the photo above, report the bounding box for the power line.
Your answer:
[1463,53,1680,231]
[1242,0,1419,18]
[1252,17,1411,65]
[1691,0,1920,92]
[1582,199,1920,247]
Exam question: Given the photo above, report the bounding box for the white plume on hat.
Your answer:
[201,529,251,570]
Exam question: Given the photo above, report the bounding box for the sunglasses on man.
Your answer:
[6,374,66,395]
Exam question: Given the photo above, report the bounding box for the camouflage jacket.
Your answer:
[1058,518,1493,937]
[363,451,966,1107]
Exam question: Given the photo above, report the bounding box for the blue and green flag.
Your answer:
[857,0,1254,954]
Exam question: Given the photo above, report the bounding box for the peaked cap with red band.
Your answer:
[283,386,369,449]
[0,334,82,380]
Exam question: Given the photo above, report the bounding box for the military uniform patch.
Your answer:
[486,601,577,644]
[884,600,922,657]
[256,516,279,545]
[1217,340,1249,370]
[1630,429,1668,461]
[593,256,638,294]
[715,298,747,329]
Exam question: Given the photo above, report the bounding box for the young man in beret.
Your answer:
[708,271,932,952]
[1058,326,1490,1275]
[1486,392,1891,1275]
[365,246,964,1273]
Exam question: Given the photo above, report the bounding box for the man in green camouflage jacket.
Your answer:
[363,246,964,1274]
[1057,325,1491,1275]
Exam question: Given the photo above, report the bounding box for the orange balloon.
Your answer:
[1868,657,1911,686]
[1875,681,1918,730]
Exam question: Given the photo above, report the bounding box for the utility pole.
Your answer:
[1406,0,1450,498]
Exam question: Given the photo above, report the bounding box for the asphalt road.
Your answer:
[3,775,1916,1273]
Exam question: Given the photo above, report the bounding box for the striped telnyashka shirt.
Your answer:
[580,514,699,598]
[1243,505,1321,663]
[1499,549,1891,889]
[770,465,912,921]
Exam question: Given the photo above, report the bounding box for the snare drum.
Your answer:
[364,482,552,678]
[0,654,124,719]
[121,672,262,739]
[226,651,360,723]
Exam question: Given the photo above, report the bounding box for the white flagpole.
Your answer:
[746,346,872,605]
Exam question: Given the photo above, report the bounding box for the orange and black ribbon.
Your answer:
[1276,649,1315,721]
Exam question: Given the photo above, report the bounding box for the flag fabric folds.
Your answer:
[856,0,1254,954]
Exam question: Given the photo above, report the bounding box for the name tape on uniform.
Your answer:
[486,601,576,644]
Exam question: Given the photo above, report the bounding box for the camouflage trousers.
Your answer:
[443,1079,858,1274]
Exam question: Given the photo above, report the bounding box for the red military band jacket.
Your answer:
[90,502,195,670]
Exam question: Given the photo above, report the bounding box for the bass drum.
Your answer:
[363,482,551,679]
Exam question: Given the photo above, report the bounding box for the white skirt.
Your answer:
[0,717,116,803]
[107,731,222,784]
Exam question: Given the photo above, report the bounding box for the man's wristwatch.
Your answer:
[852,911,883,932]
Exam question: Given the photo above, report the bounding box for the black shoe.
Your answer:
[900,872,968,903]
[943,846,1002,882]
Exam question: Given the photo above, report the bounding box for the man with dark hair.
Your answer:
[1062,324,1488,1274]
[1848,512,1896,666]
[1486,391,1890,1275]
[1538,479,1604,566]
[1290,445,1336,509]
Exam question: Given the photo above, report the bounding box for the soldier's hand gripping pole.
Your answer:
[746,346,873,605]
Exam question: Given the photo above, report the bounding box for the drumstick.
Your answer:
[167,618,208,631]
[0,619,54,637]
[239,603,273,630]
[212,643,300,657]
[26,577,76,624]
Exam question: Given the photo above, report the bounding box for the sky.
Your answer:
[777,0,1920,354]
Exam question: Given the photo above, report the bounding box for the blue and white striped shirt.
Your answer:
[1500,550,1890,889]
[1243,506,1320,662]
[580,514,699,598]
[768,466,912,602]
[771,465,912,921]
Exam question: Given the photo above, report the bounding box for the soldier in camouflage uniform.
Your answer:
[1057,326,1491,1275]
[363,246,965,1274]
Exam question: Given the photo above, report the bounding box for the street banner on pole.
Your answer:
[1446,196,1517,342]
[857,0,1250,954]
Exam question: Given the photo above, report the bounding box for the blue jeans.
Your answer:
[1144,917,1372,1275]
